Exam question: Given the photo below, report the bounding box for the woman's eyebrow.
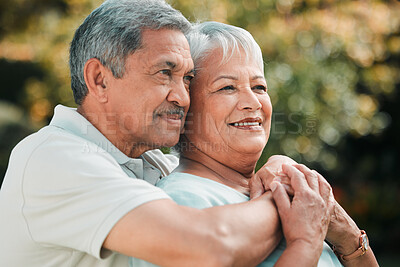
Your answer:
[252,75,265,80]
[212,75,265,84]
[212,75,238,84]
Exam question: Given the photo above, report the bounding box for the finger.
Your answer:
[249,175,265,199]
[254,166,281,193]
[282,184,294,196]
[294,164,319,192]
[314,171,335,211]
[273,176,294,196]
[259,166,277,177]
[270,181,291,216]
[274,175,290,185]
[267,155,297,168]
[281,164,308,192]
[259,167,277,190]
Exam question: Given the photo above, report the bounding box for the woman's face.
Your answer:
[185,47,272,161]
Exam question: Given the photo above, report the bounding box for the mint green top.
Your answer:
[130,172,342,266]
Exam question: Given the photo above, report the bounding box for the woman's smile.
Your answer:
[228,117,263,130]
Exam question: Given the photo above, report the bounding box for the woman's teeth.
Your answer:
[233,122,260,126]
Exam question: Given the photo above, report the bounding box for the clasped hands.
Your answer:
[250,155,362,259]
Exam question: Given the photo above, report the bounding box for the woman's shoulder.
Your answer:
[156,172,249,209]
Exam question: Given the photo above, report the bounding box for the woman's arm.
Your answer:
[326,200,379,267]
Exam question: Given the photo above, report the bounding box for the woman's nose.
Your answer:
[237,88,262,111]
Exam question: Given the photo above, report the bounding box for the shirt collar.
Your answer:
[49,104,135,166]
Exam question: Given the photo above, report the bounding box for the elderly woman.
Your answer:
[131,21,378,266]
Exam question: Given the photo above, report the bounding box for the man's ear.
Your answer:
[84,58,109,103]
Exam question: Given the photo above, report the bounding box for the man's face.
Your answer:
[105,29,194,154]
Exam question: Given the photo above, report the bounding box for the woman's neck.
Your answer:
[175,142,258,196]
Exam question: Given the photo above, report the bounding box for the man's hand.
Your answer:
[250,155,296,199]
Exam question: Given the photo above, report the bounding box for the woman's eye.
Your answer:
[252,85,267,92]
[218,85,235,91]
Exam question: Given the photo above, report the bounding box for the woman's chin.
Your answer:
[231,141,266,155]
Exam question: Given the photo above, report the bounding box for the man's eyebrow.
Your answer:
[187,69,195,75]
[166,61,176,69]
[155,61,176,69]
[154,61,195,75]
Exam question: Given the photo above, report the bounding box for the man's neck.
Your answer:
[77,105,151,159]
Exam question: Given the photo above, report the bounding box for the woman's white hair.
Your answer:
[175,21,265,154]
[186,21,264,72]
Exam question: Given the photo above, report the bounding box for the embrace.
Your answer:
[0,0,379,266]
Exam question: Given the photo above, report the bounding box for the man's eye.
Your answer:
[159,69,172,76]
[183,75,194,84]
[218,85,235,91]
[252,85,267,92]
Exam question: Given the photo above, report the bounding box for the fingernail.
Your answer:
[270,182,277,192]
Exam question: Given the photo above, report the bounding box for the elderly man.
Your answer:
[0,0,282,266]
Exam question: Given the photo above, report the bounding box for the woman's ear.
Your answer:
[83,58,109,103]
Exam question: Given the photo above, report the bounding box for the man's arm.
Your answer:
[104,192,280,267]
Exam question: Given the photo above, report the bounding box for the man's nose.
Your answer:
[167,79,190,108]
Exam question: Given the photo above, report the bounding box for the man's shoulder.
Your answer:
[9,124,120,176]
[10,125,67,160]
[12,124,100,157]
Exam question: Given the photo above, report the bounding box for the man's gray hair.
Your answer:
[186,21,264,73]
[69,0,191,105]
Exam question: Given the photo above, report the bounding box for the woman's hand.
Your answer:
[270,164,334,266]
[249,155,296,199]
[274,166,379,266]
[308,171,361,253]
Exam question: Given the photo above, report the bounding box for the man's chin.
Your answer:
[153,133,180,149]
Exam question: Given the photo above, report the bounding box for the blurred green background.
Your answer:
[0,0,399,265]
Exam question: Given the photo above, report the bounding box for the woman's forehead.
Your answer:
[196,46,262,71]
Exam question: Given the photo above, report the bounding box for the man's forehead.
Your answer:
[140,28,189,48]
[139,29,191,57]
